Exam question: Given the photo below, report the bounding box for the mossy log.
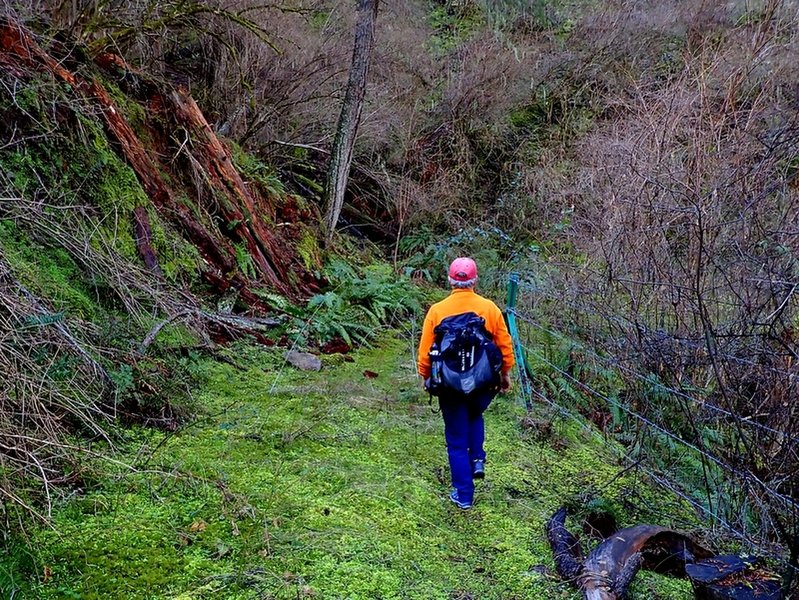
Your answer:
[166,90,289,288]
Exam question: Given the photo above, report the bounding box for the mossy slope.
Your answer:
[3,335,696,599]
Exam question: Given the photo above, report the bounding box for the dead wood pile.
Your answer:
[0,17,320,304]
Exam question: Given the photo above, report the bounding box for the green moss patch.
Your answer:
[0,219,97,319]
[2,334,698,599]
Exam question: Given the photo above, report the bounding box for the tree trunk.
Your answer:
[132,206,162,275]
[548,507,782,599]
[323,0,379,247]
[687,556,783,600]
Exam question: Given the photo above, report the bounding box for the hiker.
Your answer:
[418,257,515,510]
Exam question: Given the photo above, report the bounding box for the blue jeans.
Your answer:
[439,390,495,505]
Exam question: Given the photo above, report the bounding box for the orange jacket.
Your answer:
[417,288,515,379]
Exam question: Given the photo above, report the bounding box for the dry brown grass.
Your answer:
[514,0,799,575]
[0,249,110,522]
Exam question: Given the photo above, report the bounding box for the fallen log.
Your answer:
[137,310,284,354]
[547,506,713,600]
[546,506,584,581]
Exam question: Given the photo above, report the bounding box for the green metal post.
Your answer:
[505,273,532,410]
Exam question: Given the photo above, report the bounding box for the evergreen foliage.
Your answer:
[295,259,424,346]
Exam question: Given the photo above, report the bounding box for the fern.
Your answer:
[308,291,344,312]
[608,395,624,429]
[295,259,424,347]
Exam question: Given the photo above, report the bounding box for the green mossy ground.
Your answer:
[1,334,698,599]
[0,219,97,319]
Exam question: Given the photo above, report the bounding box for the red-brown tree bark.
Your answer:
[132,206,161,274]
[0,18,316,303]
[166,91,290,290]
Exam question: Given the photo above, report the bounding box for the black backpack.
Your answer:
[427,312,503,397]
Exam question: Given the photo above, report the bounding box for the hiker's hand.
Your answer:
[500,372,512,393]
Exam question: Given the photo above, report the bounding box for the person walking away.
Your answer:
[417,257,514,510]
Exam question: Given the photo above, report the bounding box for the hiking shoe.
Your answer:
[449,490,473,510]
[472,459,485,480]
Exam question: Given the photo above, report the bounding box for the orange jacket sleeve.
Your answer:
[417,309,437,379]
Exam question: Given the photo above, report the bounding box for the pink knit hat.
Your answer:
[448,257,477,282]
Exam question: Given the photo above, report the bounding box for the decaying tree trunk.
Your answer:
[132,206,162,275]
[166,91,291,289]
[0,18,317,303]
[547,507,785,599]
[547,506,714,600]
[323,0,379,246]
